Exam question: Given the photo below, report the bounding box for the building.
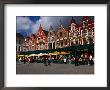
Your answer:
[16,33,24,53]
[69,17,80,45]
[22,36,30,51]
[28,34,36,51]
[48,26,56,49]
[79,16,94,45]
[56,24,69,48]
[18,16,94,52]
[36,24,48,50]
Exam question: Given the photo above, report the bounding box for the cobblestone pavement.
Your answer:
[16,62,94,74]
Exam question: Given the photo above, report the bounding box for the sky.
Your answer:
[16,16,94,36]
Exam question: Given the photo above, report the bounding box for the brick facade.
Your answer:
[56,24,69,48]
[36,24,48,50]
[48,26,56,49]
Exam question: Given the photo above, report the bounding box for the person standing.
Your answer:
[89,54,94,66]
[23,57,26,64]
[19,57,22,62]
[48,57,51,65]
[84,53,88,65]
[75,56,79,66]
[68,57,71,64]
[28,57,30,64]
[64,57,67,64]
[44,57,47,66]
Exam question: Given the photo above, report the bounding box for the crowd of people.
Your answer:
[67,54,94,66]
[17,56,54,66]
[16,52,94,66]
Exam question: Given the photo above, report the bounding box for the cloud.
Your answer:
[31,16,72,34]
[16,16,33,35]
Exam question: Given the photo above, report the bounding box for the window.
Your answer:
[76,40,78,45]
[52,37,54,41]
[38,37,40,42]
[19,40,21,44]
[41,44,44,49]
[60,32,62,37]
[53,43,55,49]
[61,41,63,46]
[64,39,67,45]
[74,31,78,37]
[49,43,52,49]
[16,46,17,51]
[88,30,92,36]
[48,37,50,42]
[71,42,73,46]
[57,41,59,46]
[88,37,93,44]
[19,46,20,51]
[83,38,87,44]
[50,32,52,36]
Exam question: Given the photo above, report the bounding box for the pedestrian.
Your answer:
[48,57,51,65]
[79,57,82,65]
[64,57,67,64]
[89,54,94,66]
[23,57,26,64]
[19,57,22,62]
[16,57,18,62]
[68,57,71,64]
[44,57,47,66]
[84,53,88,65]
[75,56,79,66]
[28,57,30,64]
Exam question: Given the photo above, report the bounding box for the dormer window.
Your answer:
[52,37,54,41]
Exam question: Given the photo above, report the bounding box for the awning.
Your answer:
[19,44,94,55]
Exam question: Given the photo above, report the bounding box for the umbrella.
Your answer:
[53,51,61,54]
[38,53,48,56]
[60,51,69,55]
[29,54,38,57]
[49,53,57,55]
